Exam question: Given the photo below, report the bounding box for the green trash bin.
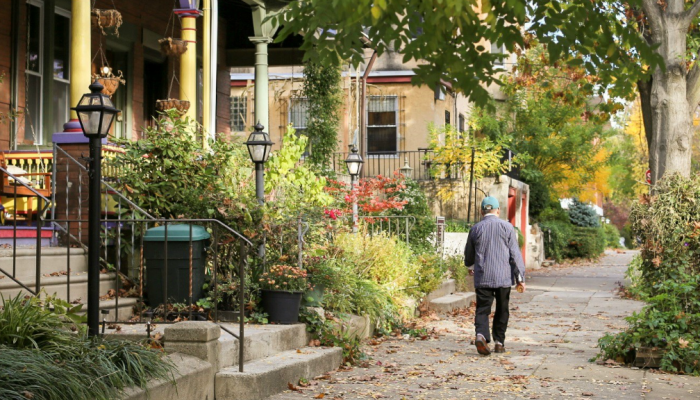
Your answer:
[143,225,210,306]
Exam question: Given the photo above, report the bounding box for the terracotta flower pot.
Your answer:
[155,99,191,116]
[158,38,189,57]
[91,9,123,36]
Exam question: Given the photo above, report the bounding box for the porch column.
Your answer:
[176,8,201,123]
[69,0,91,120]
[202,0,212,143]
[249,37,272,131]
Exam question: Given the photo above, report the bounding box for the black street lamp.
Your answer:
[345,145,363,233]
[245,123,274,204]
[72,81,119,337]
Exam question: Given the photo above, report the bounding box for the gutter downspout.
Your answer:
[359,43,377,177]
[203,0,211,146]
[210,0,218,143]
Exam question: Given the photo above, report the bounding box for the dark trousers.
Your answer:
[475,287,511,344]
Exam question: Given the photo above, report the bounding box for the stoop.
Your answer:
[215,346,343,400]
[429,292,476,313]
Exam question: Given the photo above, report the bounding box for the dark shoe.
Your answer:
[475,334,491,356]
[494,342,505,353]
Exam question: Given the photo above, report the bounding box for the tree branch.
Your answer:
[641,0,662,29]
[684,0,700,24]
[687,61,700,108]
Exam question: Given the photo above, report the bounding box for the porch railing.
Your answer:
[329,150,464,181]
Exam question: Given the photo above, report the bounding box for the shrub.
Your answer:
[568,198,601,228]
[539,220,573,262]
[603,223,621,248]
[388,178,437,252]
[564,227,606,259]
[445,255,471,292]
[595,174,700,374]
[621,223,636,249]
[446,219,471,233]
[539,204,570,223]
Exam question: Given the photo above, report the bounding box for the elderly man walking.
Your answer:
[464,196,526,355]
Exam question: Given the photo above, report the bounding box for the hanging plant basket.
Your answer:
[93,70,126,98]
[158,38,188,57]
[156,99,190,116]
[91,9,123,37]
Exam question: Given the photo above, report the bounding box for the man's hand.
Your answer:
[516,282,526,293]
[468,269,474,276]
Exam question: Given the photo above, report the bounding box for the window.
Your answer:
[26,2,43,144]
[231,96,247,131]
[289,98,309,136]
[367,95,398,154]
[445,110,451,126]
[459,114,465,133]
[491,42,506,66]
[52,10,71,136]
[24,1,71,145]
[289,98,310,156]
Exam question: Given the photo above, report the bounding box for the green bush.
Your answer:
[446,219,471,233]
[538,205,570,223]
[565,227,606,259]
[595,175,700,375]
[603,223,621,248]
[539,220,573,262]
[568,198,601,228]
[388,178,437,252]
[621,223,636,249]
[0,294,175,400]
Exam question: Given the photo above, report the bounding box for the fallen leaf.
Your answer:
[287,382,301,392]
[313,394,325,399]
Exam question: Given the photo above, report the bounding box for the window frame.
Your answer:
[230,94,248,132]
[366,95,399,158]
[52,6,71,137]
[25,0,45,145]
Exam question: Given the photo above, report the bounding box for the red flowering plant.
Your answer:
[259,265,310,293]
[325,173,409,221]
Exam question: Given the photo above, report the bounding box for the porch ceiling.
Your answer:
[221,0,305,67]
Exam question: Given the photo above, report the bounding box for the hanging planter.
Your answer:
[158,38,188,57]
[91,9,123,37]
[93,69,125,98]
[155,99,191,116]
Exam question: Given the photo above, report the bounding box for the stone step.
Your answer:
[217,323,310,369]
[0,271,117,302]
[80,297,139,322]
[0,247,88,281]
[425,279,456,302]
[429,292,476,313]
[215,346,343,400]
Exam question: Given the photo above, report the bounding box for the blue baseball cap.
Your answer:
[481,196,500,211]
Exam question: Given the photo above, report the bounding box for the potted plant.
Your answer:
[158,37,188,57]
[91,9,123,36]
[155,99,190,116]
[93,68,125,98]
[259,265,309,324]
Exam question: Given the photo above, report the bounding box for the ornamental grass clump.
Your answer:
[596,174,700,375]
[0,294,175,400]
[260,265,309,292]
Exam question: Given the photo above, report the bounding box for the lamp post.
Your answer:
[72,81,119,337]
[399,157,413,179]
[245,123,273,259]
[345,145,364,233]
[245,123,274,204]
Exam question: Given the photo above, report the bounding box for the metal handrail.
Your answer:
[53,145,156,220]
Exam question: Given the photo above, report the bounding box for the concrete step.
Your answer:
[0,271,117,303]
[429,292,476,313]
[0,247,88,281]
[217,323,309,369]
[425,278,457,302]
[216,346,343,400]
[80,297,139,322]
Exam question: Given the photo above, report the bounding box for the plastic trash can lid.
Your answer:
[143,224,211,242]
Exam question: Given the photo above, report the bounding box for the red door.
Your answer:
[521,193,528,263]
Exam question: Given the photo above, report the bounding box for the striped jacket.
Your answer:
[464,214,526,289]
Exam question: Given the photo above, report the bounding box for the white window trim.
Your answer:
[366,95,399,158]
[26,0,45,145]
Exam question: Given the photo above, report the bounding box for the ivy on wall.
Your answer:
[301,62,343,171]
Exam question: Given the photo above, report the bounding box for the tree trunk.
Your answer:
[640,6,694,183]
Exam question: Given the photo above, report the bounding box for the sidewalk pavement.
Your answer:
[268,250,700,400]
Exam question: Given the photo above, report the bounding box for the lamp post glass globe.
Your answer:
[345,145,364,177]
[72,81,119,138]
[245,123,274,164]
[178,0,200,10]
